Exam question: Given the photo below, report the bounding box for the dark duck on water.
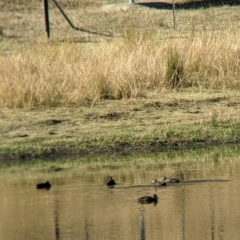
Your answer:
[36,181,51,190]
[138,194,158,204]
[107,177,116,186]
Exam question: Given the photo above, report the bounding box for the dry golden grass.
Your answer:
[0,29,240,108]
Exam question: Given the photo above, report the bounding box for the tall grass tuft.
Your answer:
[164,47,185,89]
[0,30,240,108]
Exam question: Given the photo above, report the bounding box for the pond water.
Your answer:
[1,146,240,240]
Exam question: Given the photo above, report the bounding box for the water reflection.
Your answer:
[181,187,187,240]
[1,147,240,240]
[139,205,146,240]
[54,195,60,240]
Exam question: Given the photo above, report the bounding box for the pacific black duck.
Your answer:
[107,176,116,186]
[36,181,51,190]
[151,179,167,186]
[138,194,158,204]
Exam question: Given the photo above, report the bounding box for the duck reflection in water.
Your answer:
[36,181,51,190]
[107,176,116,187]
[138,194,158,204]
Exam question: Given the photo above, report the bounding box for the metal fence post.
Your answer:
[172,0,176,30]
[42,0,112,38]
[43,0,50,38]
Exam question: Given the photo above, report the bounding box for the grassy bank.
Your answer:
[2,89,240,159]
[0,1,240,159]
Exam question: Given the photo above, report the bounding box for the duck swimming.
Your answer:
[107,176,116,186]
[138,194,158,204]
[36,181,51,190]
[159,176,180,183]
[151,179,167,186]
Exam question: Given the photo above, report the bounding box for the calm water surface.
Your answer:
[1,148,240,240]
